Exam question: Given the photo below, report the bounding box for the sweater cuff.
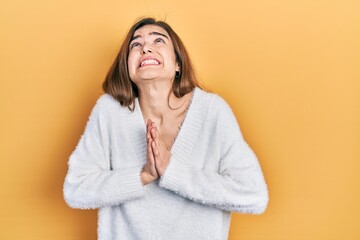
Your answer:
[158,157,191,193]
[112,166,144,201]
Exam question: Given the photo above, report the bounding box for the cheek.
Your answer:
[127,53,137,78]
[165,49,178,69]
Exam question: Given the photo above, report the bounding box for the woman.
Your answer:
[64,17,268,240]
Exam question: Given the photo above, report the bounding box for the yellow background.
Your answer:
[1,0,359,239]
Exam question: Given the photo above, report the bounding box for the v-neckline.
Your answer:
[135,87,197,153]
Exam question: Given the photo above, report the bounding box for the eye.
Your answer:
[155,38,165,44]
[130,42,141,49]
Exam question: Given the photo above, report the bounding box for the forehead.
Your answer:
[132,25,169,38]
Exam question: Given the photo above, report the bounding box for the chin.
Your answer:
[137,70,158,79]
[139,74,158,81]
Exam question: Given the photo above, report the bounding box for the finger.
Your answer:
[150,126,157,139]
[150,123,160,140]
[147,139,155,165]
[151,130,161,156]
[147,119,153,130]
[151,121,156,132]
[147,128,151,141]
[151,138,160,158]
[147,120,155,141]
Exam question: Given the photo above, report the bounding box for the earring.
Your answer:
[175,71,181,78]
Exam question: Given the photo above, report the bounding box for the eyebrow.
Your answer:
[130,31,169,42]
[149,31,169,39]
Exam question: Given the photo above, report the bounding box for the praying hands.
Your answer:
[140,119,171,185]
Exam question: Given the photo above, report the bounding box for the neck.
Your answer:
[137,81,182,124]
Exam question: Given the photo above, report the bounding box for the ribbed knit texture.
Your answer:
[63,87,269,240]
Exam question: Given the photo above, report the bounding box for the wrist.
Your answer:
[140,169,155,185]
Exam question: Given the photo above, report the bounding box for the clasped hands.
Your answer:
[141,119,171,185]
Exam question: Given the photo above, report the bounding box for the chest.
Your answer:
[108,103,221,172]
[157,122,182,149]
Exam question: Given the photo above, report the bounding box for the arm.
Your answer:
[63,97,144,209]
[158,96,269,214]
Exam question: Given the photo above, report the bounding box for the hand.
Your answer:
[149,121,171,176]
[140,120,159,185]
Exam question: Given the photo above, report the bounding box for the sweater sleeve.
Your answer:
[159,96,269,214]
[63,96,144,209]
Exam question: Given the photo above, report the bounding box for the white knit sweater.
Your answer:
[63,87,268,240]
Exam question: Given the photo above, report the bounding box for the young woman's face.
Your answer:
[127,25,179,85]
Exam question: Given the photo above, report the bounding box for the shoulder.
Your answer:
[92,93,132,115]
[95,94,120,108]
[195,87,233,115]
[195,88,240,135]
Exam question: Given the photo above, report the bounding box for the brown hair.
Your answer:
[103,17,200,111]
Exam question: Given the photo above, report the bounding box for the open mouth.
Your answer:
[139,58,160,67]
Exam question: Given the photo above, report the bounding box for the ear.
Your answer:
[175,62,181,72]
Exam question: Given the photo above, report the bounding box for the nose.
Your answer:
[142,42,152,54]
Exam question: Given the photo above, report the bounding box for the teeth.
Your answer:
[141,59,159,67]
